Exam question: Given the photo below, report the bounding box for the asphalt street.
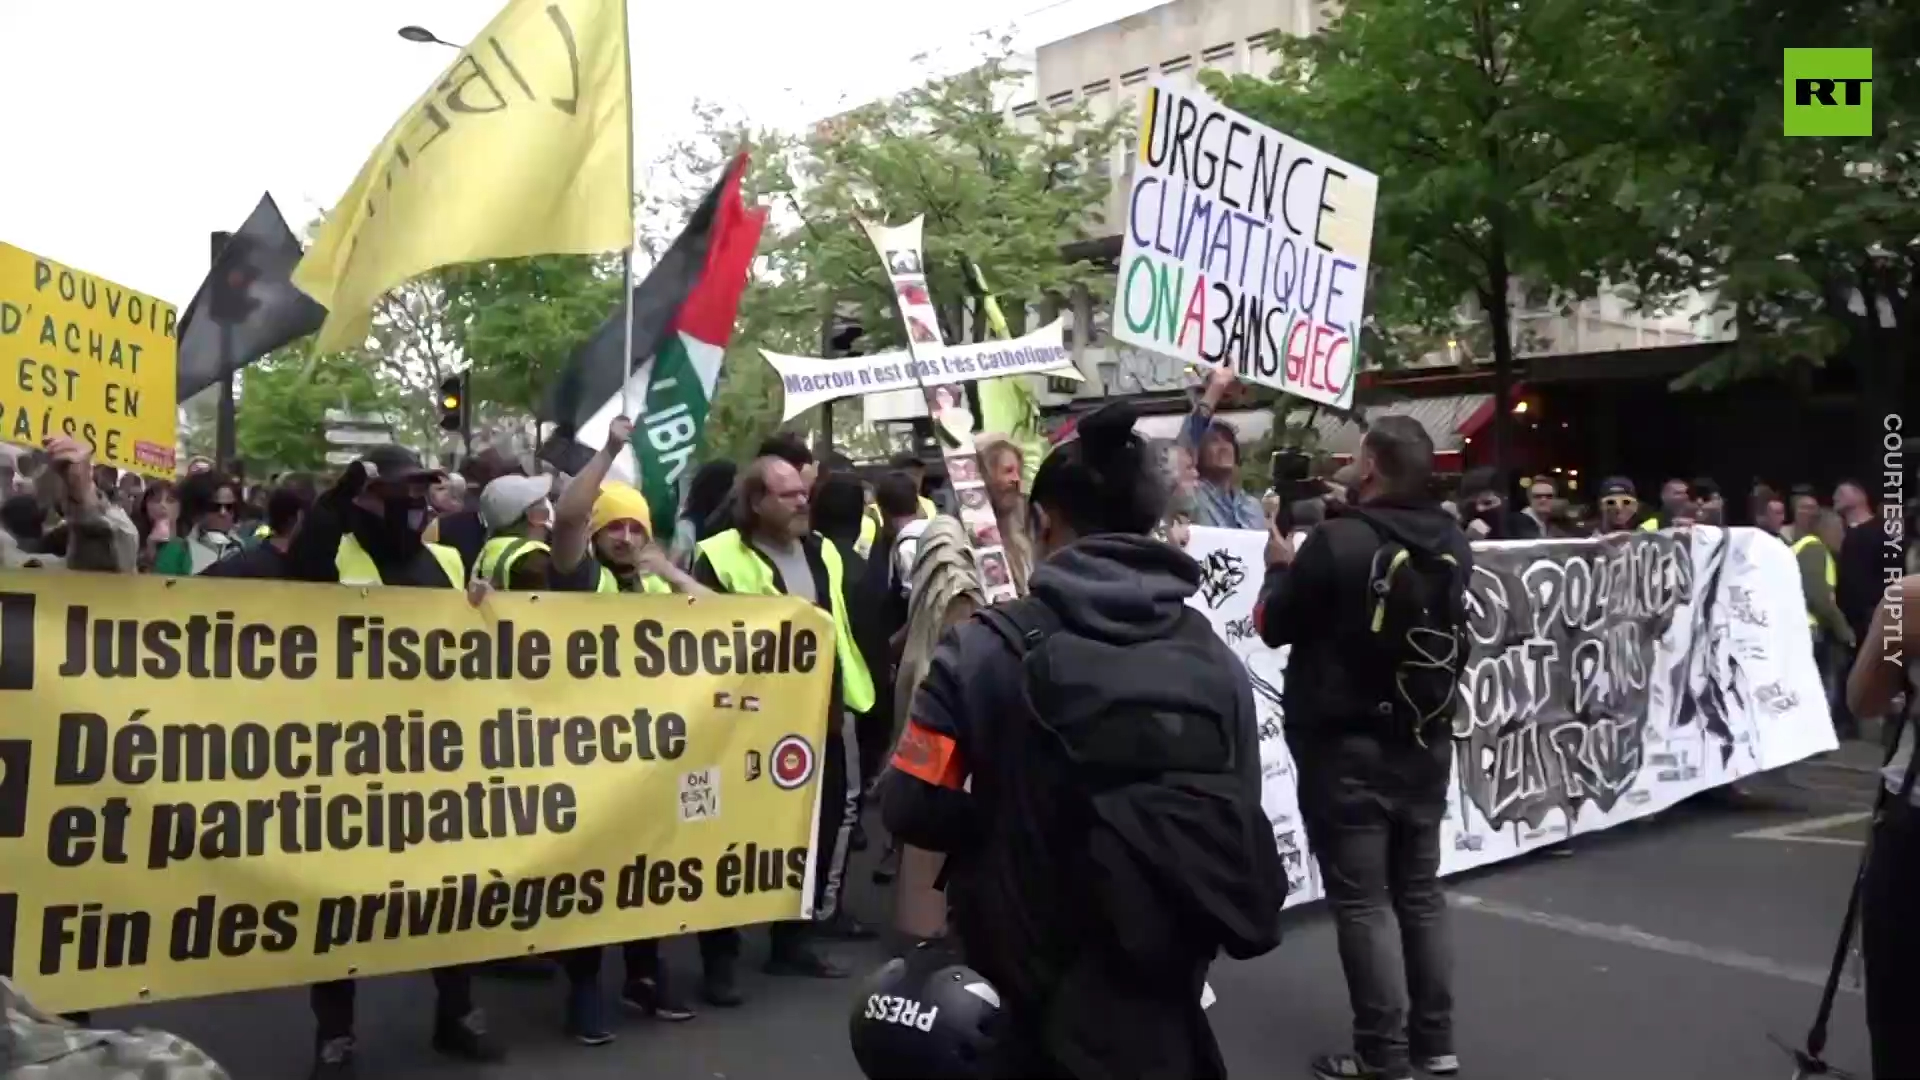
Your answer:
[95,745,1886,1080]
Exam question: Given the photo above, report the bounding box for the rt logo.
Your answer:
[1783,48,1873,137]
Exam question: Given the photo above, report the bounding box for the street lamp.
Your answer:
[397,25,461,48]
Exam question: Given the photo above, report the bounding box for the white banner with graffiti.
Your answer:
[1184,525,1837,906]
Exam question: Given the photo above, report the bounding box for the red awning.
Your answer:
[1456,382,1528,441]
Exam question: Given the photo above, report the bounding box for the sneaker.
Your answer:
[621,976,697,1022]
[1419,1053,1460,1076]
[309,1036,356,1079]
[702,962,745,1008]
[1309,1052,1411,1080]
[431,1009,506,1063]
[564,982,616,1046]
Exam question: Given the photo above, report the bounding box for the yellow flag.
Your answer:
[295,0,634,354]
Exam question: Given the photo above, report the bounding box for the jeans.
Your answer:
[1864,798,1920,1080]
[1291,732,1454,1072]
[310,967,474,1041]
[1815,635,1859,740]
[558,947,602,985]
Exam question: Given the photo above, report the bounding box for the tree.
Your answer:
[437,254,624,431]
[1617,0,1914,473]
[1208,0,1682,477]
[234,338,392,473]
[654,43,1131,465]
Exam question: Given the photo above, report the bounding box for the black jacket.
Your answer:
[883,534,1277,1080]
[1837,519,1887,643]
[1256,498,1473,738]
[1469,505,1540,540]
[282,499,461,588]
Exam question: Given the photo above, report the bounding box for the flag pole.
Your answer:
[620,250,636,419]
[617,0,638,423]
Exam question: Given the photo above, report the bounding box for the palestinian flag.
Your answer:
[543,153,766,533]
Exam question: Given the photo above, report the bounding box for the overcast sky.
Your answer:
[0,0,1160,310]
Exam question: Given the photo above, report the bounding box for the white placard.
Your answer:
[1115,81,1379,410]
[762,319,1077,422]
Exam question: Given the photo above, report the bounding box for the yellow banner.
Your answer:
[295,0,636,354]
[0,243,179,477]
[0,573,834,1013]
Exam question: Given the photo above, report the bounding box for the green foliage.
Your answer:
[438,254,624,416]
[1614,0,1916,389]
[657,43,1130,465]
[234,338,391,473]
[1207,0,1676,370]
[233,45,1128,476]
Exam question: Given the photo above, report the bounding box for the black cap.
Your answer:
[1598,476,1636,498]
[357,444,442,484]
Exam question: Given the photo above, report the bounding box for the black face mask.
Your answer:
[351,492,428,562]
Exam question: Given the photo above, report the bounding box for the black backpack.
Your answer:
[1347,513,1470,744]
[976,598,1286,974]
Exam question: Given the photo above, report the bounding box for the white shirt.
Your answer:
[892,518,932,597]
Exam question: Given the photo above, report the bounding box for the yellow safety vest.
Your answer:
[595,565,672,595]
[1790,535,1835,628]
[696,529,875,713]
[335,535,464,588]
[481,536,673,595]
[860,497,939,557]
[476,536,546,588]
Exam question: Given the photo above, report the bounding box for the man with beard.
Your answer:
[693,454,873,986]
[977,436,1033,593]
[279,444,499,1077]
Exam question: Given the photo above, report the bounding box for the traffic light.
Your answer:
[437,372,467,433]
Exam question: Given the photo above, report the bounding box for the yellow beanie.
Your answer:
[590,481,653,538]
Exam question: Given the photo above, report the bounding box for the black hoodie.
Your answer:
[883,534,1279,1080]
[1257,497,1474,737]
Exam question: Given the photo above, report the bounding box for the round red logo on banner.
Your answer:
[770,735,816,790]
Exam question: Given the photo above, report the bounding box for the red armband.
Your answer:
[892,720,967,790]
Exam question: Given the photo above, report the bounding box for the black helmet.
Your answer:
[849,942,1003,1080]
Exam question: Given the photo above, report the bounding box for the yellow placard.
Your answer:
[0,574,834,1013]
[0,243,179,477]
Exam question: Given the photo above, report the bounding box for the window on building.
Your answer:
[1200,42,1238,73]
[1248,30,1280,74]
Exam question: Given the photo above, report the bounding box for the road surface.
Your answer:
[97,746,1884,1079]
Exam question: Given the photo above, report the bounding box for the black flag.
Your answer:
[174,193,327,399]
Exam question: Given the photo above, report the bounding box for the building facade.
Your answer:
[986,0,1729,496]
